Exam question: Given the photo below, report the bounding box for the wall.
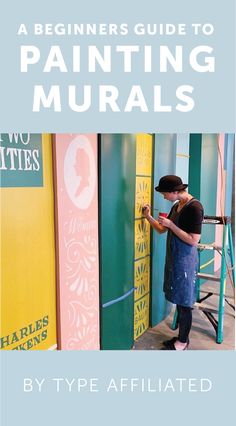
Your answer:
[100,134,136,349]
[0,134,57,350]
[151,134,176,326]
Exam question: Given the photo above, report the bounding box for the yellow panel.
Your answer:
[134,257,150,301]
[133,134,153,340]
[134,293,150,340]
[0,134,57,350]
[135,176,152,218]
[136,134,153,176]
[134,219,150,259]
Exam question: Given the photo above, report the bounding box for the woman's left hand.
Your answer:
[158,216,172,229]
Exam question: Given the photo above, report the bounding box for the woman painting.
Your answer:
[143,175,204,350]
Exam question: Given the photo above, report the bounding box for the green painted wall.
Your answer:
[99,134,136,349]
[189,134,202,200]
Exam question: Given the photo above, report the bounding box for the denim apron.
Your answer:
[163,199,198,307]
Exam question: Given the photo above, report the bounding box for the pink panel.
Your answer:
[54,134,100,349]
[214,134,225,271]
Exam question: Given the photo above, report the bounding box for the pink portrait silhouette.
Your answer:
[74,147,90,198]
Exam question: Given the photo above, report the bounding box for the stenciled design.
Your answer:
[64,229,99,350]
[65,233,97,294]
[136,135,152,176]
[135,220,150,259]
[134,134,153,340]
[134,294,150,339]
[134,257,150,301]
[56,134,99,350]
[135,176,151,218]
[64,135,96,209]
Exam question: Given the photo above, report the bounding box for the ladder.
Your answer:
[171,215,235,344]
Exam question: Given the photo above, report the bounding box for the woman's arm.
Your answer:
[158,216,201,246]
[142,205,167,234]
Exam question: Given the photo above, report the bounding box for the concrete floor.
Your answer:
[133,280,235,350]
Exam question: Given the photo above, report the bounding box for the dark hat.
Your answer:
[155,175,188,192]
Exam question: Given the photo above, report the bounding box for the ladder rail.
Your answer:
[217,224,228,342]
[228,224,235,286]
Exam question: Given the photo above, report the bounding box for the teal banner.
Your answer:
[0,133,43,187]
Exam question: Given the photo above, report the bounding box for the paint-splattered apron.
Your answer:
[163,200,198,307]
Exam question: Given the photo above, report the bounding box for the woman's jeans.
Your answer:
[177,305,192,343]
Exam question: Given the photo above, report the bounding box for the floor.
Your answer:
[133,280,235,350]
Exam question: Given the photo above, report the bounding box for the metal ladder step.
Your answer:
[200,289,235,300]
[194,302,235,317]
[197,273,221,282]
[194,302,219,314]
[197,243,222,251]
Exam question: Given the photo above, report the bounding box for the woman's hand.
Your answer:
[158,215,172,229]
[142,206,168,234]
[142,204,150,217]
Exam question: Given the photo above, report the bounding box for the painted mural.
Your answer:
[54,134,100,350]
[0,133,233,350]
[100,134,136,349]
[134,134,153,339]
[0,134,57,350]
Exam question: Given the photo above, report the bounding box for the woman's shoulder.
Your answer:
[189,198,203,206]
[189,199,204,210]
[186,199,204,216]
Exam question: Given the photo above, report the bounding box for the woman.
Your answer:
[143,175,204,350]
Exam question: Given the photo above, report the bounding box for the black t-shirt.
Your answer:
[169,199,204,234]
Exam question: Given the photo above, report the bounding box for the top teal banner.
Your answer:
[0,0,235,132]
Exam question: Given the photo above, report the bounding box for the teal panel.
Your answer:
[102,297,134,350]
[151,134,176,326]
[100,134,136,349]
[188,134,202,199]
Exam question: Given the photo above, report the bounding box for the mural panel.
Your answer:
[54,134,100,350]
